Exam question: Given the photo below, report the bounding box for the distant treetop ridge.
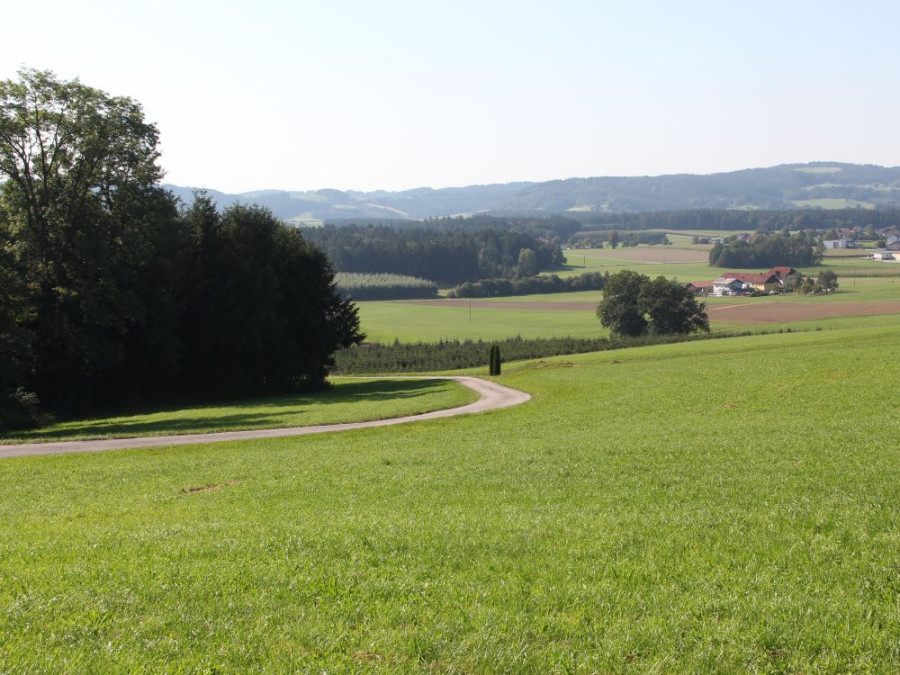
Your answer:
[164,162,900,222]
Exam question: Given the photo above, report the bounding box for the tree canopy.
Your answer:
[0,70,362,427]
[708,231,823,268]
[300,224,564,284]
[597,271,709,338]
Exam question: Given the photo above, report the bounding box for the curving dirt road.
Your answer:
[0,377,530,460]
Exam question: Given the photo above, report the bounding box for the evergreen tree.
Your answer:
[178,199,364,394]
[489,345,502,376]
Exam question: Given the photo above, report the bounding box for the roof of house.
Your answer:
[686,281,715,289]
[767,266,796,278]
[722,272,779,285]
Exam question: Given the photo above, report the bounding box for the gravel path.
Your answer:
[0,377,530,459]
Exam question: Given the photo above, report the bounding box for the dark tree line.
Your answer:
[326,214,583,242]
[447,272,607,298]
[573,208,900,232]
[0,70,362,428]
[708,231,823,268]
[568,230,669,248]
[301,224,564,284]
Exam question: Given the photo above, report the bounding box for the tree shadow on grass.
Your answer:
[2,379,449,443]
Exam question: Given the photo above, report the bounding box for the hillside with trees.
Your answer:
[165,163,900,221]
[0,70,362,428]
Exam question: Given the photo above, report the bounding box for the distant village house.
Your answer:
[693,267,798,297]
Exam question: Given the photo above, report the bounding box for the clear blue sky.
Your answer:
[3,1,898,193]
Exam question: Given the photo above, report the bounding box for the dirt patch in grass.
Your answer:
[182,480,239,494]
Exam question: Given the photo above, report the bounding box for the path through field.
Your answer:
[0,377,530,459]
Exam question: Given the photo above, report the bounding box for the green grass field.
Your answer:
[2,317,899,671]
[357,273,899,344]
[0,378,477,444]
[561,246,900,281]
[559,247,713,282]
[358,300,608,342]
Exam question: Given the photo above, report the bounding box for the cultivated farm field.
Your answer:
[562,244,900,282]
[2,318,899,671]
[358,273,900,344]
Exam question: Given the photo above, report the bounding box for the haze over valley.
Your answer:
[165,162,900,223]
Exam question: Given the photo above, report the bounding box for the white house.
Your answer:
[712,277,746,296]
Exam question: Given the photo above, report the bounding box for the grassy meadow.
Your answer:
[357,272,899,344]
[2,317,899,671]
[357,300,607,342]
[561,245,900,282]
[0,378,477,444]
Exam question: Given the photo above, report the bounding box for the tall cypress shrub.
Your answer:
[489,345,502,376]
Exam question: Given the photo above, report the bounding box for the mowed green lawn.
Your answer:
[0,378,478,444]
[2,318,899,671]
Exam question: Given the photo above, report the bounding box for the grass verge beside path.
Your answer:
[1,318,898,671]
[0,378,478,444]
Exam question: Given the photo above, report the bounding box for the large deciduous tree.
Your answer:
[597,271,709,338]
[596,270,650,337]
[638,276,710,335]
[0,68,182,411]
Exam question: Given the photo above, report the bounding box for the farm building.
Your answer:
[767,266,799,289]
[721,272,781,293]
[685,281,714,295]
[712,278,746,296]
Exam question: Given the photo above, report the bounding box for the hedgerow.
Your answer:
[332,330,765,374]
[446,272,607,298]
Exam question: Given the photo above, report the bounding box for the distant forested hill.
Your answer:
[164,162,900,222]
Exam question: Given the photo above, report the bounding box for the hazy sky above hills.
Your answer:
[3,1,899,193]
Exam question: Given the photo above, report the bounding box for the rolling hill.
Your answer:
[164,162,900,223]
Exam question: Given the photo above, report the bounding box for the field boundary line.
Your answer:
[0,377,530,459]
